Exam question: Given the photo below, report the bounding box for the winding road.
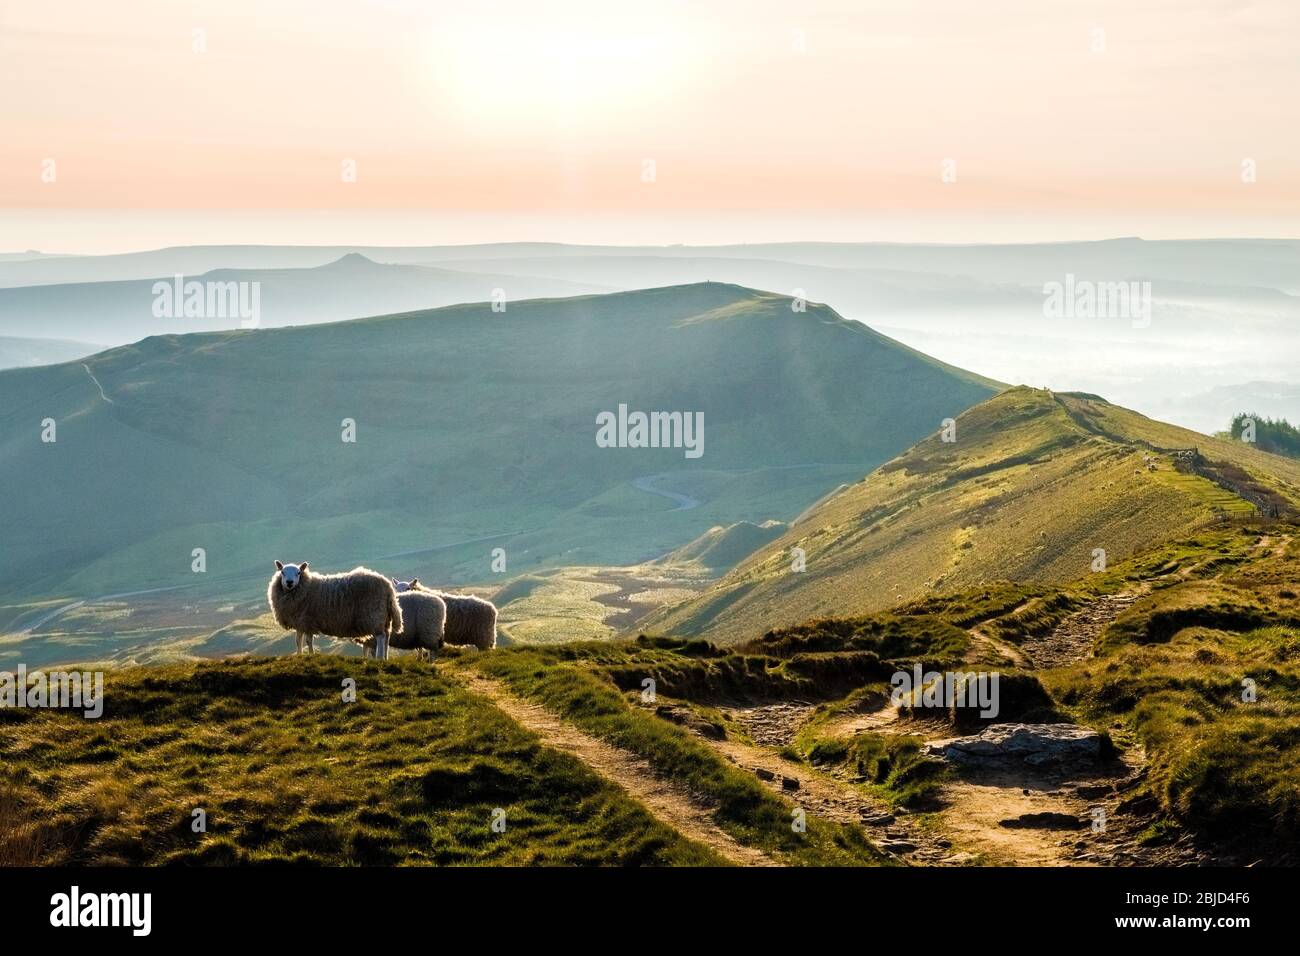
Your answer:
[632,474,701,511]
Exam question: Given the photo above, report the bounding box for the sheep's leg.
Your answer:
[295,631,305,655]
[305,633,315,654]
[375,632,389,661]
[362,642,373,659]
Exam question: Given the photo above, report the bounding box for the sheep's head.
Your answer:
[394,578,415,593]
[275,560,309,592]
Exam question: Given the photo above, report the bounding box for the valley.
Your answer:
[3,282,1299,869]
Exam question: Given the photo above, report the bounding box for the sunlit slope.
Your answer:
[645,387,1300,643]
[652,520,789,572]
[0,283,998,607]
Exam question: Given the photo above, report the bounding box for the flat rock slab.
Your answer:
[925,722,1104,766]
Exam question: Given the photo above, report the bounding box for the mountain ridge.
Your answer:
[642,386,1300,643]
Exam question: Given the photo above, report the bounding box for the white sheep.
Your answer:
[266,561,402,659]
[358,588,446,662]
[397,579,497,651]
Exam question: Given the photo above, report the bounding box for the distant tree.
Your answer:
[1229,412,1300,459]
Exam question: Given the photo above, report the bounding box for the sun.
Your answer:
[429,9,688,128]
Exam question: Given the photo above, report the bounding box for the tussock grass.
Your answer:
[1048,547,1300,849]
[0,656,724,865]
[741,613,969,662]
[790,690,948,808]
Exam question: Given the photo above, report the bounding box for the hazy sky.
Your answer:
[2,0,1297,251]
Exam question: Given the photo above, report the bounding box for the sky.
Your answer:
[1,0,1297,252]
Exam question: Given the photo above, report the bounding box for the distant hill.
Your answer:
[644,387,1300,643]
[0,284,999,651]
[0,254,606,344]
[653,520,788,572]
[3,237,1297,291]
[0,335,101,369]
[6,239,1296,435]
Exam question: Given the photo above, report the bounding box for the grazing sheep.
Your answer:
[358,588,446,662]
[267,561,402,659]
[397,579,497,651]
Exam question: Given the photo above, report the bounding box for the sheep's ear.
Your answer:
[410,578,420,588]
[275,560,284,571]
[299,562,309,572]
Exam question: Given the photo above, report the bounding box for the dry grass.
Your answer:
[0,784,52,866]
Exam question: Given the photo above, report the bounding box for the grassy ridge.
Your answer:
[0,656,725,865]
[646,387,1300,643]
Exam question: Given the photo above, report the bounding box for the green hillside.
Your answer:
[645,387,1300,644]
[0,283,998,664]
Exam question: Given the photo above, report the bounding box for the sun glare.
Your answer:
[430,12,688,127]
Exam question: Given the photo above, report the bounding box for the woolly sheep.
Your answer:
[267,561,402,659]
[358,588,446,662]
[397,579,497,651]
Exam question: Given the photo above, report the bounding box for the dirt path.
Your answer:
[82,363,114,404]
[1020,589,1145,669]
[706,725,960,864]
[820,698,903,740]
[931,764,1131,866]
[707,703,966,864]
[723,702,818,747]
[716,700,1117,866]
[455,671,777,867]
[966,625,1031,668]
[735,693,1177,866]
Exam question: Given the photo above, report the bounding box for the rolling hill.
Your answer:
[644,387,1300,643]
[7,239,1296,434]
[0,253,606,345]
[0,283,999,665]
